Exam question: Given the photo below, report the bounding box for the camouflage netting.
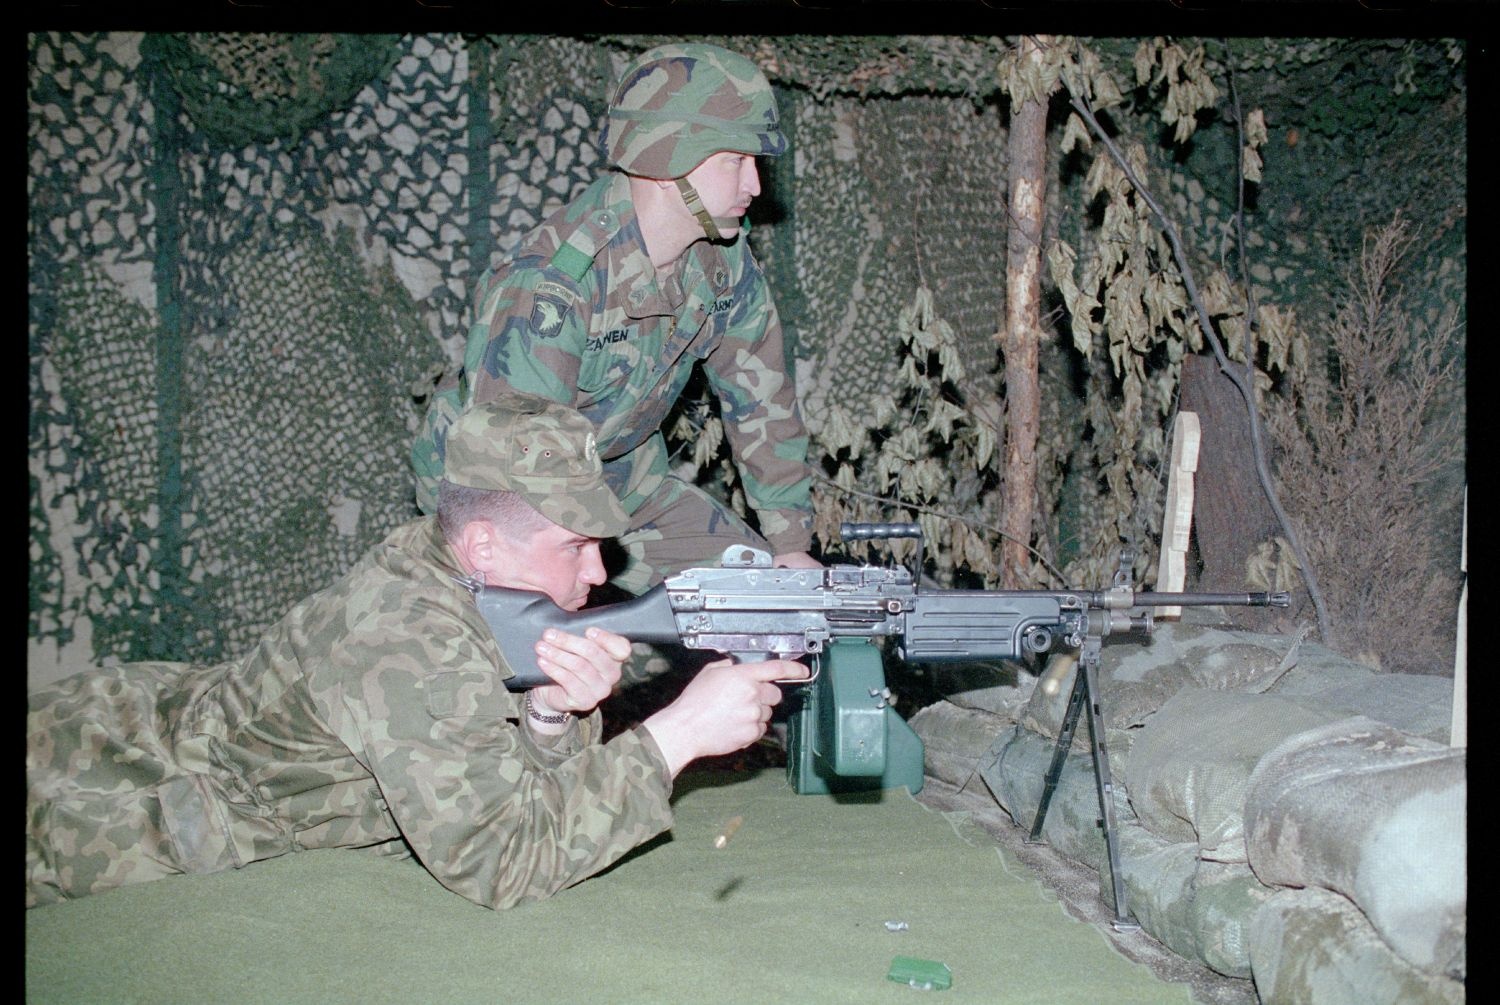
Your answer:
[152,33,403,150]
[789,91,1009,435]
[28,32,1018,671]
[29,33,1464,682]
[31,32,459,665]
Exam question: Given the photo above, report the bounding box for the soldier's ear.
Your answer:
[456,519,498,576]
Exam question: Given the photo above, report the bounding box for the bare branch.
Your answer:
[1059,60,1331,641]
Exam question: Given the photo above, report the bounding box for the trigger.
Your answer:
[774,654,818,686]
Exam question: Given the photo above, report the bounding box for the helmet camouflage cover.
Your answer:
[605,42,787,179]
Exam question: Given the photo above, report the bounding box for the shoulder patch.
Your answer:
[534,280,577,305]
[529,297,569,339]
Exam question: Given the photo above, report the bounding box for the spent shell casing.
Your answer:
[713,815,744,849]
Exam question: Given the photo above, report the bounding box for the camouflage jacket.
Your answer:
[27,518,675,909]
[445,173,812,554]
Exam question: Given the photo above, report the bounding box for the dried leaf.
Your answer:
[1242,145,1263,184]
[692,415,724,468]
[974,423,996,470]
[1059,111,1092,156]
[1133,38,1160,88]
[1091,64,1124,109]
[1245,107,1267,147]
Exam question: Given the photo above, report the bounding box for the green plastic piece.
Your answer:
[886,956,953,991]
[785,638,925,795]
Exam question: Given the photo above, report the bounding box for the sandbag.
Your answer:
[1020,623,1306,753]
[1244,716,1465,978]
[927,660,1035,717]
[1115,824,1200,966]
[1261,649,1375,698]
[909,700,1014,789]
[1280,672,1453,743]
[977,725,1115,873]
[1248,887,1465,1005]
[1186,859,1277,979]
[1117,823,1276,979]
[1121,687,1340,861]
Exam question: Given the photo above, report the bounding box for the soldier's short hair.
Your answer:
[435,480,554,544]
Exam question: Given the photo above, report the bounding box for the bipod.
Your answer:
[1026,631,1139,932]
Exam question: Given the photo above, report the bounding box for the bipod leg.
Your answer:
[1079,644,1139,931]
[1027,656,1088,845]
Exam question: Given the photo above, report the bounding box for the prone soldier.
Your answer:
[27,395,806,909]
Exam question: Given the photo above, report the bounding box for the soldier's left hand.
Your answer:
[530,626,632,719]
[772,550,821,569]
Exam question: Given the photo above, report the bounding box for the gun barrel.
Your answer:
[1132,591,1290,608]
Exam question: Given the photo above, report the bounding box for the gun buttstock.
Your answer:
[475,585,679,690]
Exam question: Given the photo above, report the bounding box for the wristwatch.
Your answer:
[525,692,571,725]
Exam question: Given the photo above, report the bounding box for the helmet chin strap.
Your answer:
[673,177,737,241]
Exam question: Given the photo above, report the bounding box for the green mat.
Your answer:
[26,770,1191,1004]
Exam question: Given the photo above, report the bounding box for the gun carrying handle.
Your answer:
[840,521,922,541]
[840,521,924,590]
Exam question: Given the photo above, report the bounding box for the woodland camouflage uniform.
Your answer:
[27,397,674,910]
[412,43,813,594]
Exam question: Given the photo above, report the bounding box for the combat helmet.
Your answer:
[604,42,786,239]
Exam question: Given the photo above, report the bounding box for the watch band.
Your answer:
[525,692,571,725]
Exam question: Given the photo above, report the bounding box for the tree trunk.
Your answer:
[1178,352,1282,592]
[1000,35,1048,588]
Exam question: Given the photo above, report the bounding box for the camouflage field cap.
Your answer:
[605,42,787,179]
[443,395,631,539]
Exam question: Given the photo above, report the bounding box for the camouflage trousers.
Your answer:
[609,475,768,595]
[26,663,250,907]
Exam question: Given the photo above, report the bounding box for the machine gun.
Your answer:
[475,522,1288,927]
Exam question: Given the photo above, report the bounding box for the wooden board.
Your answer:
[1153,411,1200,618]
